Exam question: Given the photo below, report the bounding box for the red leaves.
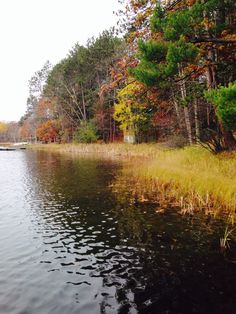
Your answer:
[153,111,171,127]
[100,56,138,100]
[36,120,60,143]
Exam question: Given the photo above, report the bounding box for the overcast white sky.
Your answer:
[0,0,120,122]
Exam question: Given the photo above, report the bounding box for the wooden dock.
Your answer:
[0,146,26,151]
[0,147,16,151]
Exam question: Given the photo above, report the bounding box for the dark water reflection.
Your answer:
[0,150,236,314]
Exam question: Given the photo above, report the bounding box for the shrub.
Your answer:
[205,82,236,130]
[73,121,98,143]
[164,134,189,148]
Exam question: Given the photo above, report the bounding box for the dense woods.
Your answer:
[2,0,236,151]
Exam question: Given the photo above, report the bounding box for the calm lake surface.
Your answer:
[0,150,236,314]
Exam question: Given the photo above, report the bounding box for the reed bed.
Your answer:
[30,143,236,216]
[30,143,162,158]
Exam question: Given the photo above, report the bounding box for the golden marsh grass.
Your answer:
[30,143,236,216]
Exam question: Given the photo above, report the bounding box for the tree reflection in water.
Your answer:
[22,150,236,314]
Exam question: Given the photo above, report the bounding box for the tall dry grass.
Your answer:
[133,146,236,215]
[30,143,161,158]
[30,143,236,216]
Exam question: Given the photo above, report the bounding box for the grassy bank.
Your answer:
[29,143,162,158]
[30,143,236,216]
[131,147,236,216]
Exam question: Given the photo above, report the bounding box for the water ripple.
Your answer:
[0,151,236,314]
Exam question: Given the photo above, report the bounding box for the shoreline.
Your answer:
[29,143,236,217]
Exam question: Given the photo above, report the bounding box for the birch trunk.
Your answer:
[173,99,182,130]
[183,106,193,145]
[194,99,200,142]
[178,64,193,145]
[81,83,87,121]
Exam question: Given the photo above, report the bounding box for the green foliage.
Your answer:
[166,38,199,75]
[151,5,197,41]
[73,121,98,143]
[150,0,234,43]
[130,40,170,87]
[132,37,198,87]
[164,10,192,41]
[205,82,236,129]
[44,30,124,123]
[137,39,168,63]
[150,5,165,33]
[131,61,168,87]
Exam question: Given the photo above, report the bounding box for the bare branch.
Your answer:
[190,38,236,44]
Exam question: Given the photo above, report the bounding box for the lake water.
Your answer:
[0,150,236,314]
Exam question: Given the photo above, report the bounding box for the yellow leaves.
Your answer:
[221,30,230,37]
[0,122,7,134]
[222,33,236,40]
[117,80,145,99]
[114,81,148,133]
[201,17,214,30]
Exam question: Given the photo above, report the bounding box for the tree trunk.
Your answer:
[202,0,217,90]
[220,122,236,151]
[201,1,236,150]
[173,99,182,130]
[204,44,236,150]
[194,99,200,142]
[206,105,210,126]
[109,112,112,142]
[184,106,193,145]
[113,120,116,142]
[81,84,87,121]
[178,64,193,145]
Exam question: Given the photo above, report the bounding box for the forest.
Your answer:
[1,0,236,152]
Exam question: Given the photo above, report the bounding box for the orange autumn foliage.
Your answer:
[36,120,60,143]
